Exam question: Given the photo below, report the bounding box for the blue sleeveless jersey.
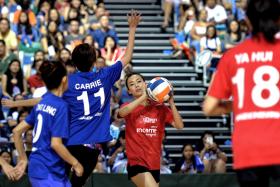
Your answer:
[63,61,122,145]
[25,92,69,180]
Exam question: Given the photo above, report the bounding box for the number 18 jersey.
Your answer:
[208,36,280,169]
[63,61,122,145]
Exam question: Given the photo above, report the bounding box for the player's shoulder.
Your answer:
[46,93,68,108]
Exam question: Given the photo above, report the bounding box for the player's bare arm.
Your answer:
[121,10,141,67]
[2,98,41,108]
[203,96,232,116]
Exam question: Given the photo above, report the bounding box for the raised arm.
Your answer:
[120,10,141,67]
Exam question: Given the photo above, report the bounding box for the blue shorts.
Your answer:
[29,174,71,187]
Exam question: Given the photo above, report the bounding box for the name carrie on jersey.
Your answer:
[75,79,102,90]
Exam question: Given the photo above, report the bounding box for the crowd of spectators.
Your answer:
[0,0,228,176]
[167,0,248,82]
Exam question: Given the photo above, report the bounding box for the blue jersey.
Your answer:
[63,61,122,145]
[25,92,69,180]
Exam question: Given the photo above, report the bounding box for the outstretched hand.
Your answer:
[1,98,15,108]
[127,10,141,28]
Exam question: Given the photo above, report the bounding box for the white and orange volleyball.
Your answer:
[147,77,173,103]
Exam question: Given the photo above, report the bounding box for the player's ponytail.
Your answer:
[246,0,280,43]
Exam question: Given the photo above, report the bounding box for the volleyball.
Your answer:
[147,77,173,103]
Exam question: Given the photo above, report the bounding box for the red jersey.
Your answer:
[208,36,280,169]
[122,101,173,170]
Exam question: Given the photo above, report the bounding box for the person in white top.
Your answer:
[205,0,227,25]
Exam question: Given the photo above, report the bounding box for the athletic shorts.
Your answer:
[127,164,160,183]
[29,174,71,187]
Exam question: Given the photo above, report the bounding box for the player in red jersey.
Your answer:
[203,0,280,186]
[118,73,183,187]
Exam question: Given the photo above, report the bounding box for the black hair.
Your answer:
[72,43,96,72]
[103,35,117,52]
[0,39,5,46]
[125,72,145,90]
[228,19,242,42]
[37,0,54,13]
[181,144,197,169]
[206,25,217,39]
[246,0,280,43]
[0,17,10,30]
[5,59,24,96]
[65,59,76,67]
[48,8,61,25]
[18,11,32,35]
[195,130,216,152]
[39,60,67,90]
[0,150,14,166]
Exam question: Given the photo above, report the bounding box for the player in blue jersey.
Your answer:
[63,10,141,187]
[12,60,84,187]
[3,10,141,187]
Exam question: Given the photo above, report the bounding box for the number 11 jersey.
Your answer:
[208,36,280,170]
[63,61,122,145]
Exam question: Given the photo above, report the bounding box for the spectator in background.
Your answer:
[33,50,45,63]
[0,18,18,51]
[224,20,245,50]
[13,0,36,27]
[47,8,64,32]
[83,34,98,50]
[205,0,227,25]
[205,0,227,37]
[0,154,16,180]
[90,5,108,30]
[161,0,173,32]
[92,15,119,48]
[200,24,222,58]
[2,59,28,99]
[84,0,97,23]
[65,19,84,51]
[0,150,14,175]
[41,21,65,56]
[14,11,39,48]
[57,48,72,64]
[63,0,83,22]
[190,9,209,54]
[200,25,222,79]
[0,40,17,79]
[110,108,124,143]
[108,130,127,174]
[101,36,125,66]
[175,144,203,174]
[28,59,44,94]
[199,131,227,173]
